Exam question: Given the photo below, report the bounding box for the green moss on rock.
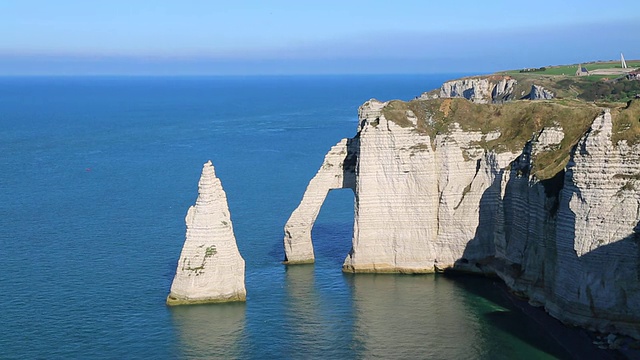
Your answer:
[381,97,615,180]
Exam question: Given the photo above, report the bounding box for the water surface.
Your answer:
[0,75,571,359]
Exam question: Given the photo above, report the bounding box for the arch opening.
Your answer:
[283,137,358,264]
[311,189,355,267]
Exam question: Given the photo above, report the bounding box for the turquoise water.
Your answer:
[0,75,572,359]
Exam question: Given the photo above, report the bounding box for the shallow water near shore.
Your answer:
[0,75,573,359]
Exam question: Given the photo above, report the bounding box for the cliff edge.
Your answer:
[284,78,640,337]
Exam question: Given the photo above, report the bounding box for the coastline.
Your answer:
[494,280,634,360]
[441,271,630,359]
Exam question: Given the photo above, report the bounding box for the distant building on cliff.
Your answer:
[576,64,590,76]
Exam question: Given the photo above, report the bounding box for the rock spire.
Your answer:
[167,160,246,305]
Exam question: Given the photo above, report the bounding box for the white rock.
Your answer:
[484,131,501,142]
[287,100,517,273]
[529,84,554,100]
[492,78,518,102]
[438,78,494,104]
[283,138,357,263]
[285,99,640,338]
[533,126,564,152]
[343,107,440,272]
[167,160,246,305]
[421,77,516,103]
[420,77,554,103]
[541,110,640,337]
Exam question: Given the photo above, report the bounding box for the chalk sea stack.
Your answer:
[284,72,640,338]
[167,160,246,305]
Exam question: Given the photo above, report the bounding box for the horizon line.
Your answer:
[0,71,481,78]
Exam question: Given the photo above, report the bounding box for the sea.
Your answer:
[0,75,574,359]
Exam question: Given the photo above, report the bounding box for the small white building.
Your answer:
[576,64,589,76]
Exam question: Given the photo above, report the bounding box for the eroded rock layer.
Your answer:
[420,76,554,103]
[285,96,640,337]
[167,160,246,305]
[283,138,357,263]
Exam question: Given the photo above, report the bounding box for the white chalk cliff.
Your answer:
[167,160,246,305]
[284,94,640,337]
[420,76,553,103]
[283,138,357,263]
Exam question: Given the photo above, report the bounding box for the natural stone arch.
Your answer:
[283,137,358,264]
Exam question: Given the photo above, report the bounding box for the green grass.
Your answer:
[612,100,640,145]
[491,73,640,102]
[426,71,637,104]
[502,61,640,77]
[382,97,620,180]
[402,61,640,180]
[584,61,640,70]
[504,66,574,76]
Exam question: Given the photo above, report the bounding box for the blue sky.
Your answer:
[1,0,638,75]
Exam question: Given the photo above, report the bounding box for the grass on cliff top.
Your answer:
[480,73,640,103]
[382,98,605,180]
[495,60,640,102]
[422,72,640,103]
[501,61,640,76]
[611,100,640,145]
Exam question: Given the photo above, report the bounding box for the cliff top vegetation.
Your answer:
[382,97,640,180]
[502,60,640,102]
[504,60,640,77]
[379,61,640,180]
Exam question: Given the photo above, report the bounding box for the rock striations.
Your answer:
[420,76,554,103]
[167,160,246,305]
[283,138,358,264]
[284,89,640,337]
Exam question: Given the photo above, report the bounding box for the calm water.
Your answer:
[0,75,572,359]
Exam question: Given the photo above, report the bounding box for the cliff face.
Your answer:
[284,97,640,337]
[494,109,640,338]
[167,160,246,305]
[283,138,357,264]
[421,76,554,103]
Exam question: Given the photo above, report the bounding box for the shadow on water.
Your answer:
[456,139,640,359]
[449,152,578,358]
[304,166,572,359]
[443,272,574,360]
[343,272,573,359]
[170,302,246,359]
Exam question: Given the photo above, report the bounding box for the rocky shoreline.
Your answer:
[284,78,640,338]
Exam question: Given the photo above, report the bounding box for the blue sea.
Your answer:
[0,75,573,359]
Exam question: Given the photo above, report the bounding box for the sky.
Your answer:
[1,0,639,75]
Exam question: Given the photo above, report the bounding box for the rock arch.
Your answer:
[283,137,358,263]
